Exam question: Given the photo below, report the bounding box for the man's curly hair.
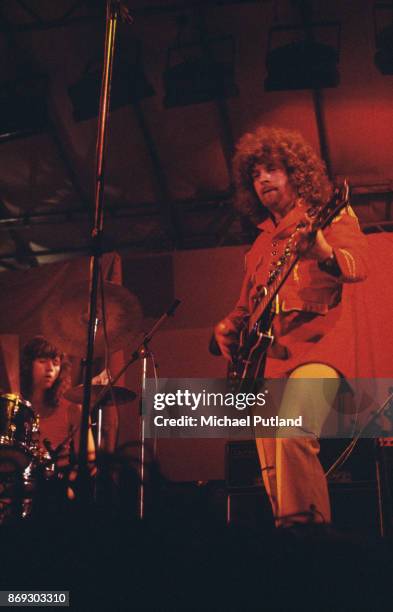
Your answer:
[21,336,71,410]
[233,126,332,225]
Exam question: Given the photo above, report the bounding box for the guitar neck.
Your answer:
[249,251,299,328]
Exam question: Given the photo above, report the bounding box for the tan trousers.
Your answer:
[255,363,340,526]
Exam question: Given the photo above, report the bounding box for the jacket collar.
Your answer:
[257,199,309,238]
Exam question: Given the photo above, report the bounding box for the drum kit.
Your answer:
[0,281,142,524]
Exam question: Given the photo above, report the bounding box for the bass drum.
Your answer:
[0,393,37,470]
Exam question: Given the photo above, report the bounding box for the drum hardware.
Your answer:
[0,393,65,523]
[63,383,136,452]
[0,393,36,469]
[0,436,72,524]
[0,456,40,524]
[0,469,25,525]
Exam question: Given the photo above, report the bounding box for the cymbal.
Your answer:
[41,280,142,357]
[64,384,136,406]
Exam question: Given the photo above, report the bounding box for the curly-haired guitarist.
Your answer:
[214,126,368,527]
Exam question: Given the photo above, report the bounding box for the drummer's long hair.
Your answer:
[233,126,332,225]
[20,336,71,409]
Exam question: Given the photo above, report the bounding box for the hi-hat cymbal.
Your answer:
[41,280,142,357]
[64,384,136,406]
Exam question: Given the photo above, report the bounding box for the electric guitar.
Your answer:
[228,181,350,393]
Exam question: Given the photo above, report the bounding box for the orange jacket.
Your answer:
[226,200,369,377]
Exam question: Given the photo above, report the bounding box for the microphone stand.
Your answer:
[89,300,181,518]
[135,300,181,519]
[78,1,131,500]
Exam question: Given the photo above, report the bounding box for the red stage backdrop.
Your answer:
[0,236,392,480]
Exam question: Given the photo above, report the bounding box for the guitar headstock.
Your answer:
[314,179,350,231]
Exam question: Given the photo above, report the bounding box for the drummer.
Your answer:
[20,336,95,467]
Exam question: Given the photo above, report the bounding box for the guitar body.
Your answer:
[228,311,274,393]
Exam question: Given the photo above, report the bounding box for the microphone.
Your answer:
[166,299,181,317]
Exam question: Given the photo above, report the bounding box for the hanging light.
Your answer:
[264,19,340,91]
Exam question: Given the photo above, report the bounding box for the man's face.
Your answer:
[252,162,296,220]
[32,356,61,391]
